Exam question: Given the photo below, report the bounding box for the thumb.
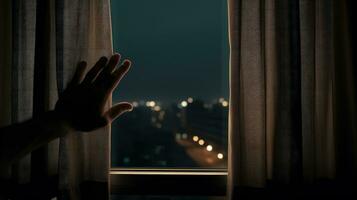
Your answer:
[105,102,133,122]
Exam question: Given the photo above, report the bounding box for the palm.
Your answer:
[55,54,133,132]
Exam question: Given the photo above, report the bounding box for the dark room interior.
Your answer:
[1,0,357,200]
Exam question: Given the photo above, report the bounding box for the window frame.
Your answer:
[110,168,227,196]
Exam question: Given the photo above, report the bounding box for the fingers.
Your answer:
[94,54,121,85]
[82,56,108,84]
[106,53,121,74]
[97,59,131,110]
[69,61,87,86]
[105,102,133,121]
[108,59,132,92]
[81,54,131,92]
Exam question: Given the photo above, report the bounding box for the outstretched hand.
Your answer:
[55,54,133,132]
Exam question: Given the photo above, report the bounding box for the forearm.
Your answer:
[0,111,72,165]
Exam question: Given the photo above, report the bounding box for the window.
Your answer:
[110,0,229,196]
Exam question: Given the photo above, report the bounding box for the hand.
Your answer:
[55,54,133,132]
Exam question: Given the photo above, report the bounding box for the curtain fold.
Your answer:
[0,0,13,180]
[11,0,38,184]
[1,0,113,199]
[228,0,357,198]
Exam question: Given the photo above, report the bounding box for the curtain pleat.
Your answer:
[11,0,37,184]
[228,0,357,198]
[273,0,303,184]
[10,0,60,188]
[333,0,357,181]
[299,0,316,183]
[31,0,54,184]
[0,0,13,180]
[229,0,267,187]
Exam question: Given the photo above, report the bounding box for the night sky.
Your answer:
[111,0,229,103]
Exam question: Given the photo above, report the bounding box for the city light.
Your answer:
[182,133,188,139]
[176,133,181,140]
[181,100,188,107]
[193,136,199,142]
[153,105,161,111]
[187,97,193,103]
[198,139,205,146]
[206,145,213,152]
[132,101,139,107]
[217,153,224,159]
[146,101,156,107]
[222,100,229,107]
[219,97,225,103]
[150,101,156,107]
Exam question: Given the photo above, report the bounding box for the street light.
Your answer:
[187,97,193,103]
[181,100,188,107]
[198,139,205,146]
[222,100,228,107]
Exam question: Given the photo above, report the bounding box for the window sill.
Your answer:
[110,168,227,196]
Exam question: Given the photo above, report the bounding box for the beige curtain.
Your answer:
[228,0,357,198]
[0,0,113,199]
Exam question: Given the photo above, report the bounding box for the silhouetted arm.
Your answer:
[0,111,71,166]
[0,54,133,167]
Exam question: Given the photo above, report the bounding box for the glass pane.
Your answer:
[111,0,229,168]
